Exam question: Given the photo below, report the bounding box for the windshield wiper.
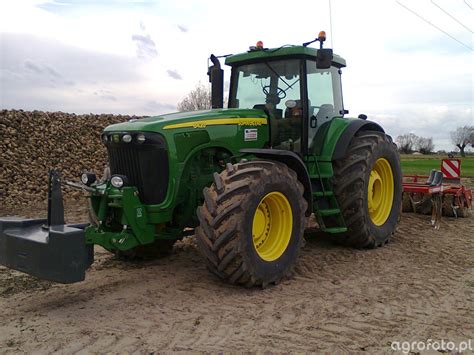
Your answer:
[264,62,300,92]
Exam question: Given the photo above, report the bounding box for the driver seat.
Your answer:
[284,100,302,118]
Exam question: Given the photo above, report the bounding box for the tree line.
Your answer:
[395,133,435,154]
[395,126,473,156]
[450,125,474,157]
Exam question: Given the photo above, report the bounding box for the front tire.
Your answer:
[195,160,307,287]
[333,131,402,248]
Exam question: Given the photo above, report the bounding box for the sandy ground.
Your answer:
[0,200,473,353]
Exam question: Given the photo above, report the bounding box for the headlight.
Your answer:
[81,172,96,186]
[101,134,108,144]
[122,134,132,143]
[110,175,129,188]
[136,133,146,144]
[111,176,124,188]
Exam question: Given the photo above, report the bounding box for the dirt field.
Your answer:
[0,201,473,353]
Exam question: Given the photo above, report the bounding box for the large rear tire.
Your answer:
[332,131,402,248]
[195,160,307,287]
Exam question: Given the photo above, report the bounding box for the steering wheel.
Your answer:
[262,85,287,100]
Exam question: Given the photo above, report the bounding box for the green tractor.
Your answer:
[0,32,402,287]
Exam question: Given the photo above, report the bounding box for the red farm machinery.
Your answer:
[402,158,472,228]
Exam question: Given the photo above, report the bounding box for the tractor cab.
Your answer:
[218,33,347,155]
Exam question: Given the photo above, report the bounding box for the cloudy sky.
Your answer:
[0,0,472,151]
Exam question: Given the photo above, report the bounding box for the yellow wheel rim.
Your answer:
[252,192,293,261]
[368,158,394,226]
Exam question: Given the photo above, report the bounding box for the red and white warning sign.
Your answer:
[441,159,461,179]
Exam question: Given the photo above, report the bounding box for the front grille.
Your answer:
[106,132,169,205]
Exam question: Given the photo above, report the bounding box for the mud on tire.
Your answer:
[195,160,307,287]
[332,131,402,248]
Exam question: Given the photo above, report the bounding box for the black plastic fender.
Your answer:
[333,120,384,160]
[239,149,313,216]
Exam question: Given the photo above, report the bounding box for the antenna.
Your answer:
[329,0,334,47]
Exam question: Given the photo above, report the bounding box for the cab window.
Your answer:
[306,61,343,150]
[230,59,303,152]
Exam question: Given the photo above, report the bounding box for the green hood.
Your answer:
[103,108,267,133]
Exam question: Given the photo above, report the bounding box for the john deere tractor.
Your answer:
[0,32,402,287]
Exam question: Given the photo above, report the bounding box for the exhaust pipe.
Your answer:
[208,54,224,109]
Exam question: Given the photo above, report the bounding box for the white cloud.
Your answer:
[0,33,176,115]
[132,34,158,59]
[166,69,182,80]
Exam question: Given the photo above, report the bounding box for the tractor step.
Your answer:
[310,173,332,179]
[322,227,347,234]
[313,191,334,197]
[305,156,347,234]
[317,208,341,216]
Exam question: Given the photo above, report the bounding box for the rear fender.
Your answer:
[332,119,384,160]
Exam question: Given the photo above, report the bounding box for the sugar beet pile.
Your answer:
[0,110,140,208]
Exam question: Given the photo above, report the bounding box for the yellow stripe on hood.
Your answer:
[163,117,267,130]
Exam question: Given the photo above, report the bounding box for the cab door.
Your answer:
[304,61,345,154]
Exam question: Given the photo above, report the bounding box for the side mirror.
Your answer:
[316,48,333,69]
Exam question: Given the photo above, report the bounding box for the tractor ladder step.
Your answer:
[309,173,332,179]
[317,208,341,216]
[311,186,347,233]
[305,155,347,234]
[313,191,334,197]
[322,227,347,234]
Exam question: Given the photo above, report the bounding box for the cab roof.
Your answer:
[225,45,346,68]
